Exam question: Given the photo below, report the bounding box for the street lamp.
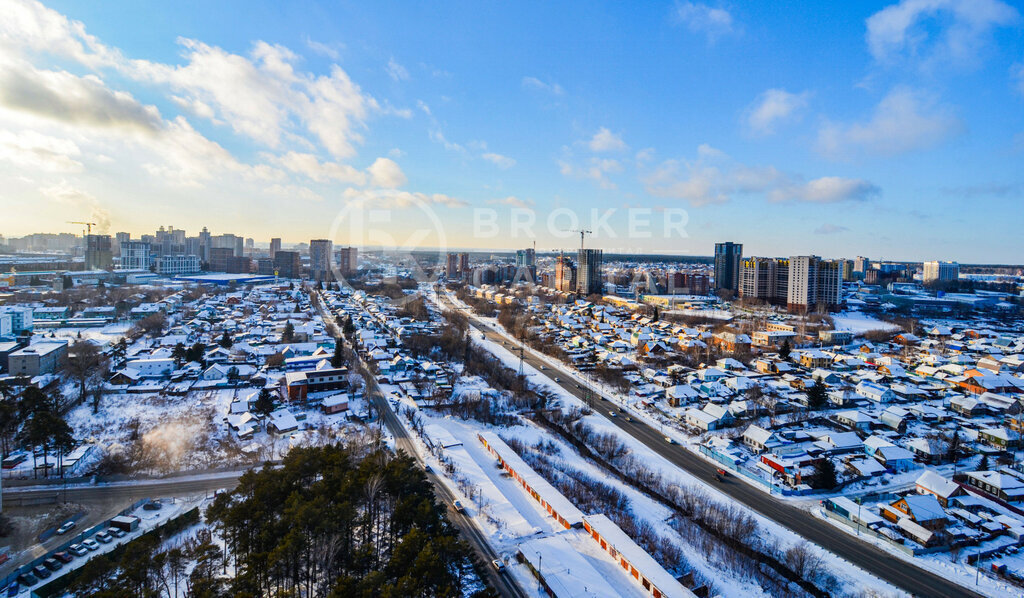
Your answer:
[856,497,862,536]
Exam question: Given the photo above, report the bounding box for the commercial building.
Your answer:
[923,261,959,283]
[155,254,201,275]
[119,241,152,270]
[309,239,333,281]
[85,234,113,270]
[668,272,709,295]
[714,242,743,294]
[273,250,302,279]
[209,247,235,273]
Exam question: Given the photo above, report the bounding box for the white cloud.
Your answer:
[341,187,465,209]
[482,152,516,169]
[0,0,122,68]
[126,39,378,158]
[0,57,162,133]
[522,76,564,95]
[487,196,534,208]
[559,157,623,189]
[271,151,367,184]
[0,130,82,172]
[815,223,850,234]
[429,128,464,152]
[817,87,961,158]
[386,57,409,82]
[264,183,324,202]
[673,2,735,40]
[866,0,1018,67]
[746,88,810,135]
[367,157,407,188]
[304,36,342,60]
[588,127,627,152]
[642,145,879,206]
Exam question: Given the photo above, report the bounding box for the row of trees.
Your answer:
[0,384,75,476]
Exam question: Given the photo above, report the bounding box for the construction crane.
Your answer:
[565,228,592,253]
[68,221,98,237]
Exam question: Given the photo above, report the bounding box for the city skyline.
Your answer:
[1,1,1023,262]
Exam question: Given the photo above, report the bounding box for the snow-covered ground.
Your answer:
[831,311,901,334]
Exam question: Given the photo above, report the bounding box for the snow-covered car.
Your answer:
[82,538,100,551]
[95,531,113,543]
[68,544,87,557]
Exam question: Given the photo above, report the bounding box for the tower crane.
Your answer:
[566,229,592,253]
[68,221,98,237]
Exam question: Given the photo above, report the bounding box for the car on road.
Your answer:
[32,565,51,579]
[56,520,76,535]
[82,538,100,551]
[108,527,126,538]
[453,500,465,513]
[539,365,546,370]
[68,544,87,557]
[575,383,581,388]
[553,377,560,382]
[16,573,37,587]
[95,531,113,543]
[625,416,632,421]
[608,411,617,417]
[43,558,62,572]
[665,436,675,444]
[491,558,505,572]
[53,551,73,564]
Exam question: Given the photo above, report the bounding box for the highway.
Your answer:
[314,291,527,598]
[442,292,983,598]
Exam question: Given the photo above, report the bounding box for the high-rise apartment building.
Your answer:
[85,234,113,270]
[309,239,333,281]
[514,248,537,283]
[119,241,152,270]
[209,247,234,273]
[155,255,201,275]
[270,238,281,259]
[739,257,789,303]
[714,242,743,294]
[445,253,460,278]
[337,246,358,276]
[853,256,870,276]
[787,256,842,312]
[554,255,577,293]
[273,250,301,279]
[577,248,604,296]
[923,261,959,283]
[458,253,470,276]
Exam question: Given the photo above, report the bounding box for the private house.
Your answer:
[915,471,965,507]
[882,494,948,530]
[963,471,1024,503]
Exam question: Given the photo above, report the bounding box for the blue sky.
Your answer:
[1,0,1022,262]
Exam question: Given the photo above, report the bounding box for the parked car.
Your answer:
[16,573,37,587]
[56,520,76,535]
[95,531,113,544]
[32,565,51,579]
[108,527,126,538]
[143,501,162,511]
[82,538,100,551]
[6,582,19,597]
[53,551,74,564]
[43,557,62,572]
[68,544,87,556]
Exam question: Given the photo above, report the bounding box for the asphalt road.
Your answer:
[448,295,983,598]
[315,292,527,598]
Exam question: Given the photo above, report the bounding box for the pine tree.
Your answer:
[331,340,345,368]
[779,338,792,360]
[806,383,828,410]
[219,332,233,349]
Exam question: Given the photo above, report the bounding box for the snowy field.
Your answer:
[831,311,901,334]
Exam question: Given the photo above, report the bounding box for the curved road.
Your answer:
[446,293,983,598]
